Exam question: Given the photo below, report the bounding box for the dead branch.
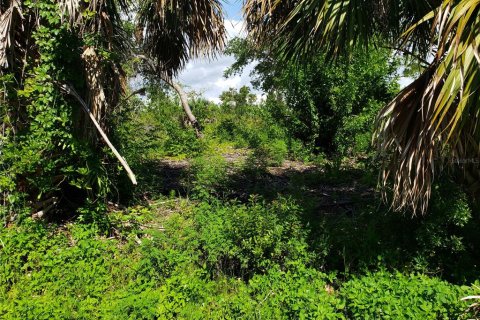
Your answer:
[57,83,137,185]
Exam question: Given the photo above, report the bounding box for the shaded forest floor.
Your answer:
[135,148,376,216]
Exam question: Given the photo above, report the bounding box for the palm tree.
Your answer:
[244,0,480,214]
[135,0,226,136]
[0,0,226,216]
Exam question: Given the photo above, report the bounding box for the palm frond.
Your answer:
[137,0,226,76]
[376,0,480,213]
[375,67,439,214]
[243,0,439,61]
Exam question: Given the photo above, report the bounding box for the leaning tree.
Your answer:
[134,0,225,137]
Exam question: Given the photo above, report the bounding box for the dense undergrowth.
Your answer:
[2,46,480,318]
[1,195,479,319]
[2,82,480,319]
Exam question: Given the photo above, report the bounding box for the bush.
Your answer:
[341,271,470,319]
[193,197,313,279]
[335,100,384,156]
[244,265,344,319]
[412,180,478,280]
[255,139,288,167]
[189,155,229,198]
[114,86,205,163]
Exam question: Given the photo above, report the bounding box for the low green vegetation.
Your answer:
[1,195,478,319]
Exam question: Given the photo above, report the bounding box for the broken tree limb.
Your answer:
[57,83,137,185]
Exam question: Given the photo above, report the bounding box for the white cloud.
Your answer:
[177,19,260,104]
[225,19,245,40]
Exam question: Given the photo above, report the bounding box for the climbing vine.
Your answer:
[0,0,114,223]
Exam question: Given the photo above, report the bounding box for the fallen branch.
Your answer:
[32,201,56,219]
[57,83,137,185]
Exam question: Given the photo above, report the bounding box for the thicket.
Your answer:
[225,38,399,156]
[1,195,478,319]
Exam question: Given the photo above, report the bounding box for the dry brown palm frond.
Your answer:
[58,0,82,25]
[0,0,23,69]
[375,66,440,214]
[59,0,131,56]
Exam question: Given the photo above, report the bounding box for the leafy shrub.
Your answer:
[335,100,384,156]
[115,86,205,163]
[0,220,120,319]
[341,271,470,319]
[244,265,344,319]
[417,182,472,252]
[254,139,288,167]
[189,155,229,198]
[193,197,313,279]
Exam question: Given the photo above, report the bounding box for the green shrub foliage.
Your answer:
[342,271,470,319]
[0,200,476,319]
[226,38,399,156]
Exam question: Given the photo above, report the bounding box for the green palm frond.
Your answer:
[243,0,439,61]
[137,0,226,76]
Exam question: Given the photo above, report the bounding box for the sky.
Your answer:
[177,2,260,103]
[177,2,413,103]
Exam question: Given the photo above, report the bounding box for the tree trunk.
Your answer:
[161,76,203,138]
[134,55,203,138]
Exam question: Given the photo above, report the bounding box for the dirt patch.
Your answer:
[267,160,318,176]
